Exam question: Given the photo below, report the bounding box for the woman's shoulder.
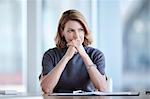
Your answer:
[44,47,57,53]
[44,47,66,56]
[85,46,103,54]
[85,46,105,62]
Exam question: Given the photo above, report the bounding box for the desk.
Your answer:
[0,94,149,99]
[43,94,149,99]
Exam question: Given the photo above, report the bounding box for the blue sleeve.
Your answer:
[93,50,105,75]
[41,50,55,76]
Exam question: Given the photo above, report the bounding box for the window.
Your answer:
[0,0,26,92]
[123,0,150,91]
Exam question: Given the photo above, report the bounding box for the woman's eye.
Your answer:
[79,28,84,32]
[68,30,74,33]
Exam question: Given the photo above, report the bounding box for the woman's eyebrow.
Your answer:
[68,28,74,30]
[68,27,83,30]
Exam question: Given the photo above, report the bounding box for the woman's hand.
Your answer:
[67,39,86,56]
[64,45,77,60]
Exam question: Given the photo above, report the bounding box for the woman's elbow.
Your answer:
[40,81,53,94]
[97,81,107,92]
[97,85,107,92]
[100,86,107,92]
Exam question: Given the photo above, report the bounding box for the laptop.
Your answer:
[49,91,140,96]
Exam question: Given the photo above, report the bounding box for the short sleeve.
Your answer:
[93,50,105,75]
[41,50,55,77]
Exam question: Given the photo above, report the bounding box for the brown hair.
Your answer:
[55,9,93,48]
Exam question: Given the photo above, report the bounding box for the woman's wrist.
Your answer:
[86,64,97,70]
[79,50,88,58]
[63,54,72,61]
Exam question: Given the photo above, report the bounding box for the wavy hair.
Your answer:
[55,9,93,48]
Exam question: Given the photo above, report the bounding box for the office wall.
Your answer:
[0,0,150,94]
[98,0,122,91]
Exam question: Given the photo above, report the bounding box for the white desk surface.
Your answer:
[0,93,149,99]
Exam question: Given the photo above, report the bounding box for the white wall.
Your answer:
[98,0,123,91]
[27,0,42,94]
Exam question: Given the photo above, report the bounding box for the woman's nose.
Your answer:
[73,32,79,39]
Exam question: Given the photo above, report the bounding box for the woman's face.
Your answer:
[62,20,85,44]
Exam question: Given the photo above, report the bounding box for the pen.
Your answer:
[73,90,84,94]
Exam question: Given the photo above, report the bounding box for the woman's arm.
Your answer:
[80,52,107,92]
[40,46,76,94]
[68,39,107,91]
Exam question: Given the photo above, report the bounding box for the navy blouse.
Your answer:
[41,46,105,93]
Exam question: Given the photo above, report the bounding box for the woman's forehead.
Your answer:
[64,20,83,29]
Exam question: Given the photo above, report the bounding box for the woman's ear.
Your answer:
[61,31,65,37]
[61,32,63,37]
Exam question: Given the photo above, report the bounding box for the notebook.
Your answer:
[49,91,140,96]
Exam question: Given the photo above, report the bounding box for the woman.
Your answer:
[40,9,107,94]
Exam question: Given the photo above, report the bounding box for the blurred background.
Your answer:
[0,0,150,94]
